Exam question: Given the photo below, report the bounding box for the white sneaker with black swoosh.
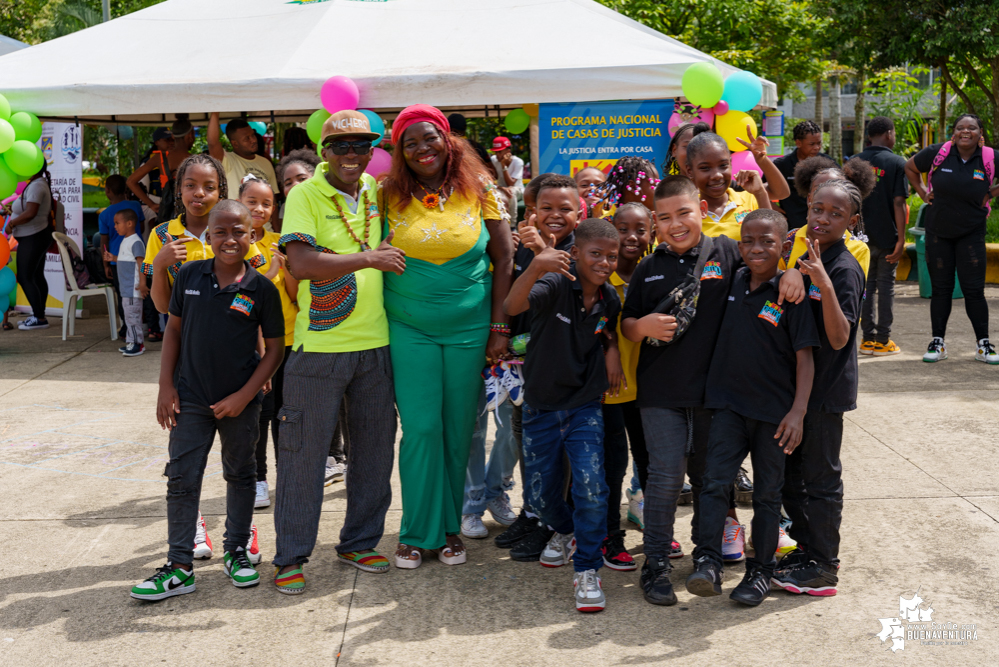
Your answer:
[130,563,195,601]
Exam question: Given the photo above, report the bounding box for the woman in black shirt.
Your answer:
[905,114,999,364]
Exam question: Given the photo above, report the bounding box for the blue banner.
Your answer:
[538,99,673,177]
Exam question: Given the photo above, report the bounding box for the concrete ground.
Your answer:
[0,283,996,666]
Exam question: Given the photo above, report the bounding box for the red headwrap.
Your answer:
[391,104,451,144]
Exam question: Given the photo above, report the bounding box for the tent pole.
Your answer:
[529,116,539,179]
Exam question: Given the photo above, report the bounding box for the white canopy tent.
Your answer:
[0,0,776,125]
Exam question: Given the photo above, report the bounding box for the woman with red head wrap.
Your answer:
[380,105,515,568]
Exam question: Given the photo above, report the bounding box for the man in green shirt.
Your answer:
[272,111,406,593]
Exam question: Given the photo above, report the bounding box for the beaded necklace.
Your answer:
[329,188,372,251]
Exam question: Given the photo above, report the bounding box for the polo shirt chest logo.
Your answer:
[808,284,822,301]
[701,261,723,280]
[974,169,985,181]
[230,293,255,316]
[758,300,783,327]
[734,210,750,223]
[594,316,609,334]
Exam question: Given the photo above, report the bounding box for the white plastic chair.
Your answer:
[52,232,118,341]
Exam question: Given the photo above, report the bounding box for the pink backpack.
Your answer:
[927,141,995,213]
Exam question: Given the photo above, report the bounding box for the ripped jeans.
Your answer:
[522,400,608,572]
[463,390,517,516]
[166,399,260,565]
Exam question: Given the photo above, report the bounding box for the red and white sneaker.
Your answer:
[669,540,685,559]
[601,534,637,571]
[246,522,262,564]
[574,569,606,612]
[193,512,213,560]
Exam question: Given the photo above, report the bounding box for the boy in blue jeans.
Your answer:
[504,218,624,612]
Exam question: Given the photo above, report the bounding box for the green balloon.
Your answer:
[504,108,530,135]
[681,62,724,109]
[9,111,42,143]
[306,109,331,145]
[4,140,44,177]
[0,119,14,153]
[0,158,17,199]
[0,94,10,121]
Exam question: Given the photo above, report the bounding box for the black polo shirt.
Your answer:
[168,259,283,407]
[912,143,992,238]
[510,232,575,338]
[855,146,909,249]
[622,234,742,409]
[772,151,834,230]
[523,266,620,411]
[705,268,819,424]
[795,239,864,413]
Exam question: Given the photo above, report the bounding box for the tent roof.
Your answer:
[0,34,28,57]
[0,0,776,126]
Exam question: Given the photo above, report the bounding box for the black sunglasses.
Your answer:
[322,139,373,155]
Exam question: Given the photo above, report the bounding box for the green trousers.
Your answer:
[384,226,492,550]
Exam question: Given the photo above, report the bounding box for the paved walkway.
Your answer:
[0,284,995,665]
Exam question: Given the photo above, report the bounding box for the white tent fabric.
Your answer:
[0,0,776,124]
[0,34,28,57]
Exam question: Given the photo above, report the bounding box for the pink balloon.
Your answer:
[364,147,392,180]
[15,181,26,195]
[320,76,359,114]
[668,108,714,137]
[731,150,763,176]
[712,100,729,116]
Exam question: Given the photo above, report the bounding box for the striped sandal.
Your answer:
[338,550,390,573]
[273,566,305,595]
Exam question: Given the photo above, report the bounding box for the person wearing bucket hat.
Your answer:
[271,107,402,592]
[380,104,515,569]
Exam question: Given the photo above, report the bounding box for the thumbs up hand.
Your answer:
[371,228,406,275]
[533,233,574,280]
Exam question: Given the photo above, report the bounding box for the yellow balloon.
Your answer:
[715,111,757,152]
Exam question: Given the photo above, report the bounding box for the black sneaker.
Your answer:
[685,556,723,597]
[640,556,677,605]
[771,560,838,597]
[678,482,693,505]
[775,546,809,575]
[735,467,753,504]
[123,343,145,357]
[118,345,127,353]
[494,510,540,549]
[730,566,770,606]
[509,523,554,562]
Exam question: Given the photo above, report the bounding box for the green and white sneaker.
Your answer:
[223,547,260,588]
[130,563,195,601]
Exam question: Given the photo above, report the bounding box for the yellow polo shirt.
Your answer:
[255,229,298,347]
[279,168,388,353]
[604,271,639,404]
[701,188,759,241]
[782,226,871,278]
[142,216,264,283]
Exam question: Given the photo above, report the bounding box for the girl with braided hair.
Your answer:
[781,156,875,277]
[662,122,709,176]
[774,177,867,598]
[598,156,660,211]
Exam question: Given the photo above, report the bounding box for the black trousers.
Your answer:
[926,228,989,340]
[782,410,844,566]
[15,226,51,319]
[693,409,784,573]
[683,407,734,547]
[254,388,277,482]
[602,402,641,536]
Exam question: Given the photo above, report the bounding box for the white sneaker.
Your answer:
[776,524,797,555]
[324,458,345,487]
[573,569,606,612]
[722,517,745,562]
[540,531,576,568]
[923,337,947,362]
[626,488,644,531]
[246,522,262,564]
[496,361,524,407]
[17,316,49,330]
[193,512,213,559]
[254,480,270,509]
[976,338,999,365]
[486,493,517,526]
[460,513,489,539]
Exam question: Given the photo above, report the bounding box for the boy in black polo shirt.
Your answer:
[504,218,623,613]
[686,209,818,606]
[774,179,866,598]
[131,200,285,601]
[856,117,909,356]
[621,176,805,607]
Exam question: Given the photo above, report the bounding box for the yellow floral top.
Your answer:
[383,187,502,265]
